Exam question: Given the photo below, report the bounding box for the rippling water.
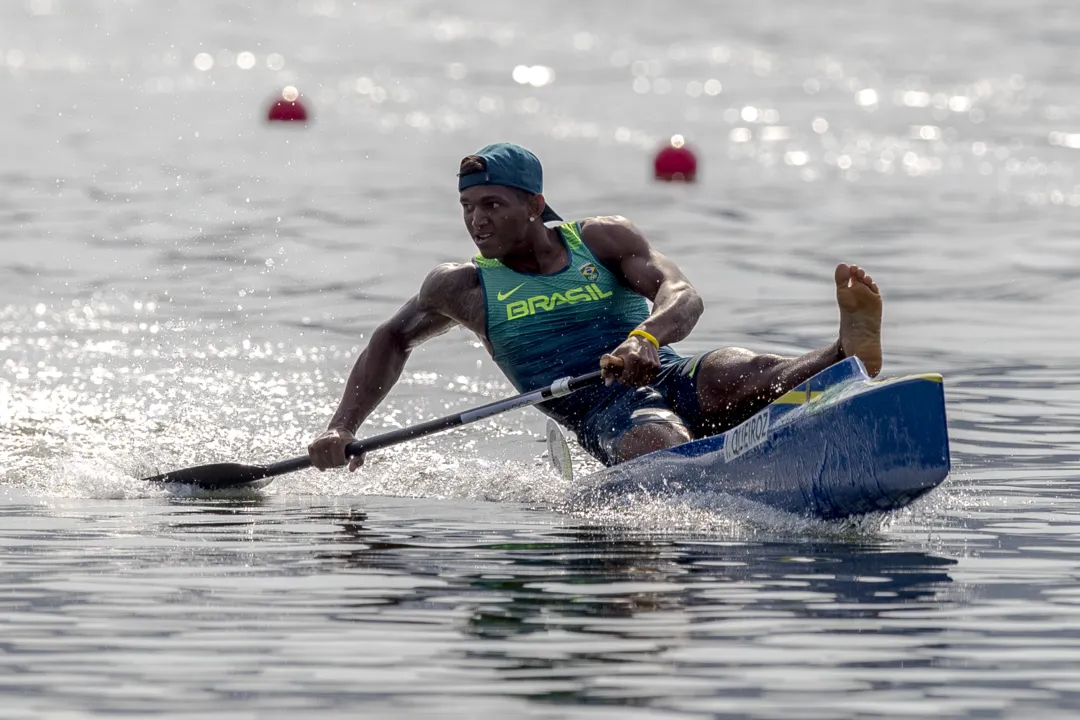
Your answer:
[3,0,1080,716]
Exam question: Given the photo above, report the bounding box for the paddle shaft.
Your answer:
[255,370,604,479]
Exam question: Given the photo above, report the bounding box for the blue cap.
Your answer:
[458,143,562,222]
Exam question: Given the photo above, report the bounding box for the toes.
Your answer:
[835,263,881,294]
[834,263,852,287]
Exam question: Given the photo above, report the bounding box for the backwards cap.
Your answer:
[457,143,562,222]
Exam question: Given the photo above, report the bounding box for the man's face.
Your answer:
[459,184,533,258]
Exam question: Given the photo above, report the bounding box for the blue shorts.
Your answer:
[542,352,712,467]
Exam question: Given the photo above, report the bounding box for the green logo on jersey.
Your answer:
[496,283,525,301]
[504,283,614,320]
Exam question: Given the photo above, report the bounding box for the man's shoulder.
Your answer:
[425,261,478,278]
[575,216,648,260]
[418,262,479,309]
[577,215,634,235]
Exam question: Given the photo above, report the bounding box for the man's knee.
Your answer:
[693,348,790,423]
[699,348,785,383]
[614,412,692,463]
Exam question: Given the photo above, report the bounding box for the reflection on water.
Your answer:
[0,498,968,717]
[3,479,1079,717]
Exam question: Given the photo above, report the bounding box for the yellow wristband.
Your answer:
[628,328,660,350]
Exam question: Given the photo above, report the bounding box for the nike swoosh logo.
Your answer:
[497,283,526,301]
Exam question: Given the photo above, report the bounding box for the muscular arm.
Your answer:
[327,299,452,433]
[581,216,704,346]
[326,263,477,434]
[310,262,483,470]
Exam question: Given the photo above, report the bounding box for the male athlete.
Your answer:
[308,142,883,471]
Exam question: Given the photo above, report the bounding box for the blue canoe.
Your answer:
[572,357,951,520]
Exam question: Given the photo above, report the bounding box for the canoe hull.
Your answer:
[574,358,951,520]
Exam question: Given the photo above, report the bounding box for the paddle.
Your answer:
[142,369,606,490]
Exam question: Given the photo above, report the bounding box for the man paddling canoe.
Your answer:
[308,142,883,471]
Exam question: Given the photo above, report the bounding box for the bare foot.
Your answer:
[835,263,883,377]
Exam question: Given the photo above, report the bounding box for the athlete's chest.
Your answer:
[482,259,620,326]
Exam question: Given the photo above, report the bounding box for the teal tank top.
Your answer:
[473,221,678,391]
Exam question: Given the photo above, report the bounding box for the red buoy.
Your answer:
[267,86,309,123]
[654,135,697,182]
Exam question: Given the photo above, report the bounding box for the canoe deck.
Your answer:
[573,357,951,520]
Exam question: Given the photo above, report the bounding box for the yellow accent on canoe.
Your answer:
[871,372,944,385]
[774,390,824,405]
[774,372,944,406]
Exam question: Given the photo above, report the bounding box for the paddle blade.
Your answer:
[142,462,274,490]
[546,419,574,483]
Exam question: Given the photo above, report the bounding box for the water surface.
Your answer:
[2,1,1080,716]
